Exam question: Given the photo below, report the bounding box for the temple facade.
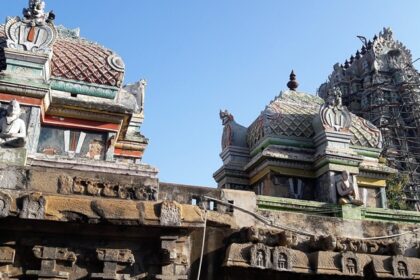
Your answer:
[0,1,419,280]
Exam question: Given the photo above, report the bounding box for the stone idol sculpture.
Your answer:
[336,171,363,206]
[0,100,27,148]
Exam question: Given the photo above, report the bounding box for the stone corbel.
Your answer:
[0,246,16,279]
[26,246,77,280]
[0,193,11,218]
[91,249,134,280]
[19,193,45,219]
[156,236,188,280]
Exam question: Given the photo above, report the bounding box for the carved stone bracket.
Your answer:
[341,252,363,276]
[0,193,11,218]
[26,246,77,280]
[58,176,158,201]
[392,256,412,278]
[160,201,182,227]
[19,193,45,219]
[91,249,134,280]
[0,246,15,280]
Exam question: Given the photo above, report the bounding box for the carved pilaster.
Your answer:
[91,249,134,280]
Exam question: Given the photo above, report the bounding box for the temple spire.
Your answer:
[287,70,299,91]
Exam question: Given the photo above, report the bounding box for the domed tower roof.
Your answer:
[0,24,125,88]
[247,90,323,149]
[51,26,125,87]
[247,90,382,150]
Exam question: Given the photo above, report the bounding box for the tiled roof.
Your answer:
[247,90,382,149]
[51,36,124,87]
[0,24,125,87]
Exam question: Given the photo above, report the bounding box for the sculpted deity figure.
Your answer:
[0,101,26,148]
[336,171,363,206]
[23,0,55,25]
[256,251,264,267]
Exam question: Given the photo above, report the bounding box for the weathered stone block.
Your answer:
[0,148,27,166]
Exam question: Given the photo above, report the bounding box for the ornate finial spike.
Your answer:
[373,34,378,41]
[361,45,366,55]
[350,55,354,63]
[367,40,372,50]
[287,70,299,91]
[344,60,349,69]
[355,50,361,59]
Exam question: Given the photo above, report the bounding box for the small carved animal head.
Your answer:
[219,110,234,125]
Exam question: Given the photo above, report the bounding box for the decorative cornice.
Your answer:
[47,106,124,124]
[50,78,118,99]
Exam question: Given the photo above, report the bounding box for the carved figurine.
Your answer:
[23,0,54,25]
[336,171,363,206]
[256,251,264,267]
[219,109,247,149]
[0,100,26,148]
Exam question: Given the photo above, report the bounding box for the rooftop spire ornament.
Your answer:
[287,70,299,91]
[5,0,57,53]
[22,0,55,26]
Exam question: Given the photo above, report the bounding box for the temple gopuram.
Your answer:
[318,28,420,210]
[0,1,419,280]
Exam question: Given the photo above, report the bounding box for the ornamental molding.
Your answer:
[5,15,57,55]
[50,78,118,99]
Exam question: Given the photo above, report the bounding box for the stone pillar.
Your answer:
[380,188,388,209]
[27,106,41,154]
[156,236,188,280]
[0,246,15,279]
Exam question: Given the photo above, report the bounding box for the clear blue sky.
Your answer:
[3,1,420,187]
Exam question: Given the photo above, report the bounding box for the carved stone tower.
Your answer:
[318,28,420,210]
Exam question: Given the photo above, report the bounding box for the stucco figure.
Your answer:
[0,101,26,148]
[336,171,363,206]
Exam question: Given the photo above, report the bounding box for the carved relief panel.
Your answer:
[341,252,363,276]
[250,244,271,269]
[273,247,292,271]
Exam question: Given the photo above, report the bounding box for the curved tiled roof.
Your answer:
[0,24,125,87]
[246,90,382,149]
[247,91,323,147]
